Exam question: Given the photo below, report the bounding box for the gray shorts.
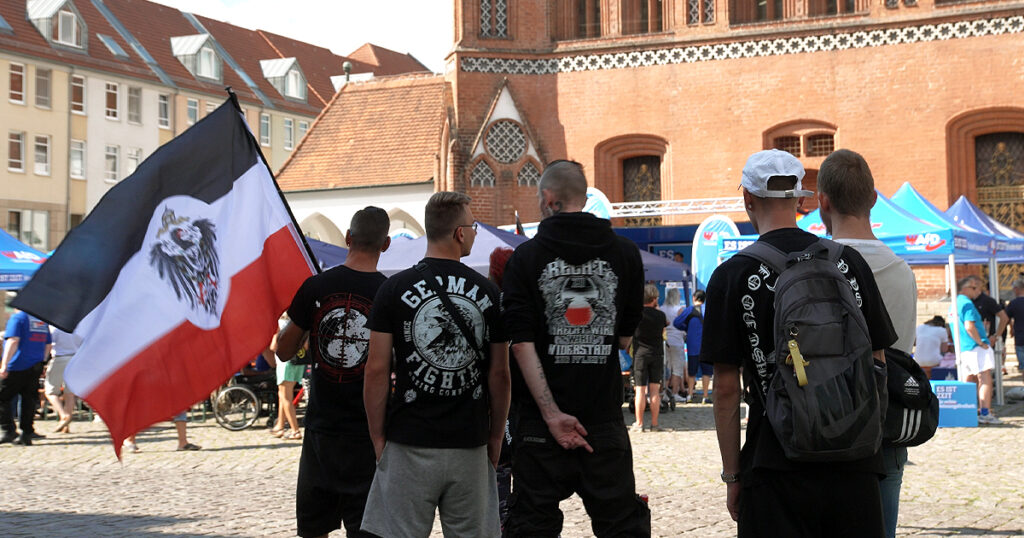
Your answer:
[361,441,499,538]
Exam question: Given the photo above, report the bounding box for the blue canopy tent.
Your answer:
[306,238,348,270]
[716,190,994,264]
[945,195,1024,263]
[943,195,1024,402]
[638,249,691,282]
[0,228,48,290]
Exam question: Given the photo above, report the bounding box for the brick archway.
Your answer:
[593,134,669,202]
[946,107,1024,206]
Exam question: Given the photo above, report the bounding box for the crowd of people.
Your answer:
[2,149,1020,538]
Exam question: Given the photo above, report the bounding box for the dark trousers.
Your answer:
[738,467,885,538]
[504,419,651,538]
[0,362,44,436]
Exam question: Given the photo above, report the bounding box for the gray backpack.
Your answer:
[739,239,884,462]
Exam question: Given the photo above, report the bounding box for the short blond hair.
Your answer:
[643,284,660,305]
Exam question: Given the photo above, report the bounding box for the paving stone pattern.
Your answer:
[2,376,1022,537]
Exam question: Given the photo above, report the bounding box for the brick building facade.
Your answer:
[444,0,1024,296]
[280,0,1024,297]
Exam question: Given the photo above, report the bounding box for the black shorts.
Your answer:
[633,353,664,386]
[688,354,714,377]
[296,430,377,538]
[738,468,884,538]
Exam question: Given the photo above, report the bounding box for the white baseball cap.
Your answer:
[740,149,812,199]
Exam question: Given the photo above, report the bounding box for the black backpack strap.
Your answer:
[736,241,788,275]
[414,261,485,363]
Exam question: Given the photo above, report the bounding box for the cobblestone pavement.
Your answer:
[2,376,1022,537]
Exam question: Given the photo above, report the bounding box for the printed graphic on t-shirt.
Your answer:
[312,292,373,383]
[538,258,618,365]
[398,276,492,400]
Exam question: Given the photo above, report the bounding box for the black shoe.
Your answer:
[15,435,31,446]
[0,431,17,444]
[30,432,45,440]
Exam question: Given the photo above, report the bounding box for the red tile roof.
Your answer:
[256,30,374,108]
[0,0,160,84]
[347,43,431,76]
[101,0,261,106]
[191,14,321,116]
[277,74,446,192]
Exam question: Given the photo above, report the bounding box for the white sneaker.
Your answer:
[122,440,140,453]
[629,423,645,433]
[673,394,685,402]
[978,414,1002,425]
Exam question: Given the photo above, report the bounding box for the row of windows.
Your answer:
[542,0,877,40]
[7,132,142,182]
[9,64,309,151]
[772,133,835,157]
[7,132,51,176]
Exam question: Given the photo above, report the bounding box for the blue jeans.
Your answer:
[879,445,908,538]
[1015,345,1024,372]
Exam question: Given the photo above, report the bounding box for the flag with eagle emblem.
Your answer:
[12,97,317,456]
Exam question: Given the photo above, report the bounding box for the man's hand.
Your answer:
[487,434,503,469]
[545,412,593,453]
[0,366,7,379]
[726,481,742,522]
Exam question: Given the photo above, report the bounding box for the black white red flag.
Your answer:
[13,98,316,456]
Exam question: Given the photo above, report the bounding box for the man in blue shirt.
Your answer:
[674,290,710,403]
[1,310,53,445]
[953,276,999,424]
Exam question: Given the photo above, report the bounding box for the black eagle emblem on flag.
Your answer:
[149,208,221,315]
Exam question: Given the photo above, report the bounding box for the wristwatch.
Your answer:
[720,471,740,483]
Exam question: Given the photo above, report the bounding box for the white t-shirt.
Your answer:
[834,238,917,354]
[914,324,947,367]
[659,303,685,347]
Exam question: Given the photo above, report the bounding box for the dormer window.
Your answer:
[170,34,222,82]
[259,58,306,102]
[27,1,87,49]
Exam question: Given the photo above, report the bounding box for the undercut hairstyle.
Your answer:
[424,191,472,241]
[818,149,876,217]
[539,160,588,207]
[643,284,660,305]
[693,290,706,303]
[348,206,390,251]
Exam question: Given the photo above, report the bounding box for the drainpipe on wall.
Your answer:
[65,64,75,240]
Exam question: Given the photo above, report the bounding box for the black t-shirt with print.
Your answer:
[633,306,667,357]
[287,265,387,436]
[367,257,507,448]
[700,228,896,475]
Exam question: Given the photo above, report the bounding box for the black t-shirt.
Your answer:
[1005,297,1024,341]
[287,265,386,436]
[633,306,667,356]
[700,228,896,474]
[972,292,1004,339]
[367,257,506,448]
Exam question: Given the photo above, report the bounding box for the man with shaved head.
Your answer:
[502,160,649,536]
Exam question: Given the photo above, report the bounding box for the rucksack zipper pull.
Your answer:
[786,339,809,387]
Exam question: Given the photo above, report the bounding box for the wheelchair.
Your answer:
[210,370,279,431]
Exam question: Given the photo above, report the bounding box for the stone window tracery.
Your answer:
[486,120,527,164]
[481,0,508,38]
[518,161,541,186]
[471,159,496,187]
